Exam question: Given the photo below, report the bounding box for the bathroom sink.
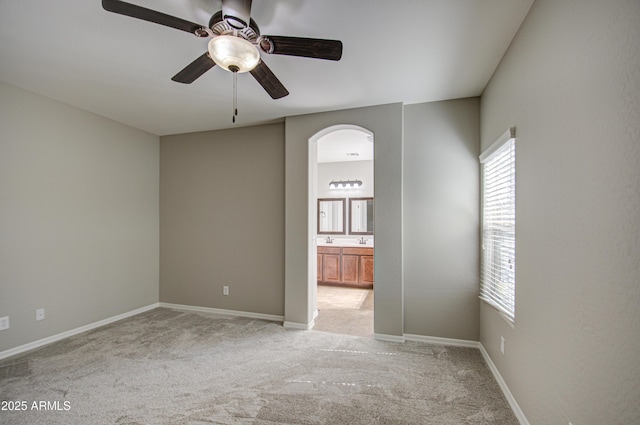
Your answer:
[317,241,374,247]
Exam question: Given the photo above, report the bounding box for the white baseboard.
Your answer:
[479,343,530,425]
[0,303,159,361]
[159,302,284,323]
[404,333,480,348]
[374,333,405,343]
[283,320,314,330]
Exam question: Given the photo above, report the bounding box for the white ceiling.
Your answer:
[317,129,373,163]
[0,0,533,136]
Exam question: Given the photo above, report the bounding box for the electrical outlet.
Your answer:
[0,316,9,331]
[500,336,505,354]
[36,308,45,321]
[223,286,229,296]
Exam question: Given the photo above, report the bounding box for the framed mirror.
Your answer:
[318,198,346,234]
[349,197,374,235]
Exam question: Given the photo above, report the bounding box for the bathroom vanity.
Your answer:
[317,245,373,288]
[317,196,374,288]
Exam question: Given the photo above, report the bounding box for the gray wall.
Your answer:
[160,124,285,316]
[285,104,404,336]
[480,1,640,424]
[160,100,479,341]
[0,82,159,353]
[403,98,480,341]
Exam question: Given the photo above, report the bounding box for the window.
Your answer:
[480,128,516,322]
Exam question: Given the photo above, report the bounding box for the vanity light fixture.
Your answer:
[329,179,362,189]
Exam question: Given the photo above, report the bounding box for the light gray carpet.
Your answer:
[0,308,518,424]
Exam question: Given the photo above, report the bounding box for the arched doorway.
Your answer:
[309,125,374,337]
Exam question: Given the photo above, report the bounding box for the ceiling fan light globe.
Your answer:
[208,35,260,73]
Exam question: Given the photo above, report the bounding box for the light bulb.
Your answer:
[208,35,260,73]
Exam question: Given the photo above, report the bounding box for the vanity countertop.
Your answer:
[317,240,374,248]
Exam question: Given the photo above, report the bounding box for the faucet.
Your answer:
[359,237,367,244]
[325,236,334,244]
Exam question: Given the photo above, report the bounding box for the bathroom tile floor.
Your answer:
[313,285,374,338]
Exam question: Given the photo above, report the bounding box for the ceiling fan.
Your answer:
[101,0,343,109]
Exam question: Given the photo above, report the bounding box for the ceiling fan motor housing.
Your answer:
[222,0,252,30]
[209,11,260,42]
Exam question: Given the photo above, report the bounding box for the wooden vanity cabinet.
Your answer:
[360,254,374,285]
[341,254,359,284]
[317,246,373,288]
[318,246,341,284]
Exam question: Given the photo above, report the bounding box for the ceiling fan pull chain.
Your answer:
[233,71,237,123]
[234,71,238,120]
[230,65,240,123]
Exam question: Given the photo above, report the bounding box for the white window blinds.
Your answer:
[480,128,516,322]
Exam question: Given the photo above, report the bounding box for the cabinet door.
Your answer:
[360,255,374,285]
[342,254,359,284]
[323,254,341,283]
[317,254,323,282]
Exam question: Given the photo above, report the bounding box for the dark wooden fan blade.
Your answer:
[249,60,289,99]
[261,36,343,61]
[102,0,205,35]
[171,53,216,84]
